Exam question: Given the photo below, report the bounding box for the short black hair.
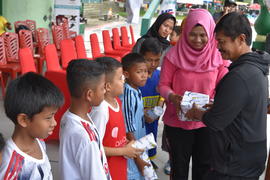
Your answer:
[122,53,146,71]
[0,133,5,152]
[173,26,181,36]
[140,38,163,56]
[215,12,252,46]
[4,72,64,124]
[66,59,105,98]
[224,0,237,7]
[95,57,122,82]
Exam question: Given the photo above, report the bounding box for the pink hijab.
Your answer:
[166,9,223,72]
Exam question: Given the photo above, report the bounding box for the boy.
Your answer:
[0,133,5,165]
[121,53,149,180]
[59,59,111,180]
[139,38,163,169]
[169,26,181,46]
[0,72,64,179]
[90,57,143,180]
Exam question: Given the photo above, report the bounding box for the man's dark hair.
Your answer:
[224,0,237,7]
[95,57,122,82]
[66,59,105,98]
[0,133,5,152]
[122,53,145,71]
[140,38,163,56]
[4,72,64,124]
[215,12,252,46]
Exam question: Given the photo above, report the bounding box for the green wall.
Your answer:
[3,0,53,29]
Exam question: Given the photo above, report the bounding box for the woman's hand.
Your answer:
[169,93,182,115]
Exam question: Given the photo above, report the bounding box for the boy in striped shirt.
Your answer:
[120,53,150,180]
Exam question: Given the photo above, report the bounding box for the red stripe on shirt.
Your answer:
[4,151,24,180]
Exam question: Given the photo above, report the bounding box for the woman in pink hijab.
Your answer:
[159,9,228,180]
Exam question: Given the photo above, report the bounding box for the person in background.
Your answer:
[170,26,181,46]
[0,16,11,35]
[159,9,228,180]
[133,13,176,53]
[212,0,237,23]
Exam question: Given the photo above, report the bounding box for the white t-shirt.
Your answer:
[0,138,53,180]
[59,110,111,180]
[90,100,119,141]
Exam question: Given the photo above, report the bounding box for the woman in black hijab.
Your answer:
[133,13,176,53]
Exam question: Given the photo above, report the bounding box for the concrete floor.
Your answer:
[0,17,269,180]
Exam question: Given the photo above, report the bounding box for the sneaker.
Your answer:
[150,160,159,170]
[163,160,171,175]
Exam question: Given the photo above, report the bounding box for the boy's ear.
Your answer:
[85,88,93,102]
[17,113,30,128]
[105,82,111,92]
[123,71,129,79]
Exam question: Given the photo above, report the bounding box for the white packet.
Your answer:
[180,91,209,121]
[132,133,158,180]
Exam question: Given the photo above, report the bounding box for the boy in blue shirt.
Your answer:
[139,38,163,168]
[121,53,149,180]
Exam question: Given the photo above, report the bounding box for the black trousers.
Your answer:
[165,125,211,180]
[203,170,259,180]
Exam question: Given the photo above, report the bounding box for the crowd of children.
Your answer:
[0,19,182,179]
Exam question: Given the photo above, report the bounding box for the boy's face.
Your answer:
[91,74,106,106]
[107,67,125,97]
[25,106,58,139]
[124,62,148,89]
[143,52,161,75]
[170,31,180,43]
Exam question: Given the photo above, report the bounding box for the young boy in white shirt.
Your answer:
[59,59,111,180]
[90,57,142,180]
[0,72,64,179]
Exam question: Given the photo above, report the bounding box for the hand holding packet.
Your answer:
[180,91,209,121]
[132,133,158,180]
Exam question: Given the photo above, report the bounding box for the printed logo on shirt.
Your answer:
[4,151,24,180]
[143,95,160,108]
[111,127,118,138]
[81,121,111,179]
[81,121,97,142]
[115,136,127,148]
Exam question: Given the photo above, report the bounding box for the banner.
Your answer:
[54,0,81,34]
[176,0,204,5]
[160,0,176,16]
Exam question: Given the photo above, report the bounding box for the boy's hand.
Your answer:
[123,140,143,158]
[134,157,151,176]
[144,108,155,123]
